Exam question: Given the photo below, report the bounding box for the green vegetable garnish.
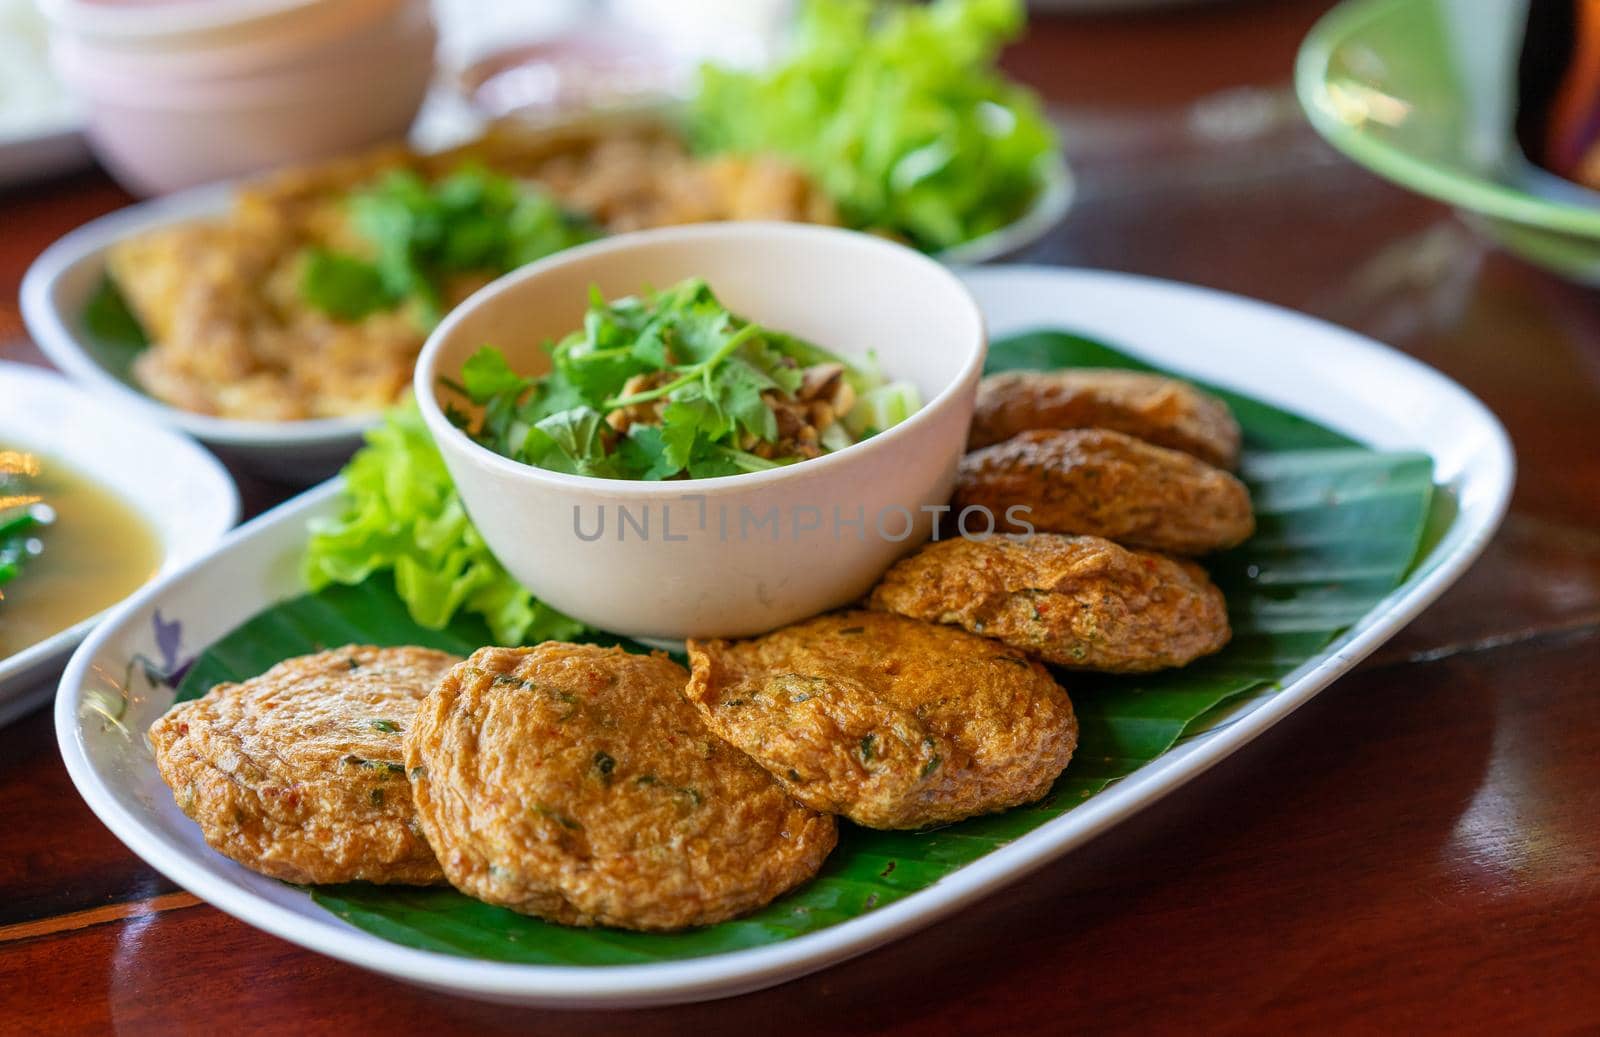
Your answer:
[342,755,406,776]
[370,719,400,734]
[0,459,50,598]
[300,166,597,326]
[690,0,1059,250]
[82,275,150,351]
[304,404,586,645]
[535,805,584,830]
[300,249,395,321]
[449,277,918,481]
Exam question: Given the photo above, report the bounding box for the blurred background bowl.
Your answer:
[41,0,436,195]
[1297,0,1600,284]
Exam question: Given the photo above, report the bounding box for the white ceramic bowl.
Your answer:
[47,0,435,195]
[37,0,326,47]
[415,223,987,641]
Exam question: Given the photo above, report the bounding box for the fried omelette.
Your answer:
[968,369,1242,468]
[405,644,836,931]
[110,121,837,422]
[869,534,1230,672]
[955,428,1254,555]
[148,645,457,886]
[686,612,1077,830]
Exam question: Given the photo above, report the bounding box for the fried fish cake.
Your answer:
[686,612,1077,830]
[405,644,836,931]
[869,534,1230,672]
[148,645,457,886]
[969,369,1242,468]
[955,428,1254,555]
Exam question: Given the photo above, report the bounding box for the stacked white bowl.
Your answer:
[39,0,437,195]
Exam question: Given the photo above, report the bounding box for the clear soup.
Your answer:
[0,448,163,659]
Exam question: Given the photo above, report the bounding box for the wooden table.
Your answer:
[4,2,1599,1032]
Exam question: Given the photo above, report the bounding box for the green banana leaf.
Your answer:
[173,329,1438,964]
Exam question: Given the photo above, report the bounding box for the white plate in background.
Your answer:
[20,184,373,483]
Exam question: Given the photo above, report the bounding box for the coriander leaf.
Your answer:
[629,325,668,369]
[321,165,595,329]
[82,275,150,351]
[535,407,613,475]
[686,444,784,479]
[617,425,681,480]
[665,384,734,442]
[664,288,737,363]
[741,334,805,396]
[556,340,643,406]
[686,446,745,480]
[714,357,780,443]
[301,249,396,321]
[508,194,599,268]
[520,375,590,425]
[658,401,713,471]
[765,328,882,395]
[460,346,527,403]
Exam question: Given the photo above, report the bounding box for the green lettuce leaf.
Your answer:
[303,404,585,645]
[690,0,1059,250]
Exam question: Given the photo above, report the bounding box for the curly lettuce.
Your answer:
[304,404,585,645]
[690,0,1059,251]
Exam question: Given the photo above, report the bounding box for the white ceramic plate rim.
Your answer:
[19,151,1069,455]
[0,362,239,701]
[55,266,1513,1008]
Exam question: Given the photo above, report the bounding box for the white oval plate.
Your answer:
[20,149,1068,483]
[54,267,1512,1008]
[19,184,372,484]
[0,362,237,725]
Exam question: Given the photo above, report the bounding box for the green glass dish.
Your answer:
[1297,0,1600,282]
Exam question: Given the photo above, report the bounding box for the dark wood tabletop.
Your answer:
[4,1,1599,1033]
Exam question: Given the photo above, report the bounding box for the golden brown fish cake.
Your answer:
[969,369,1242,468]
[869,534,1230,672]
[148,645,457,886]
[405,644,836,931]
[955,428,1254,555]
[685,612,1077,830]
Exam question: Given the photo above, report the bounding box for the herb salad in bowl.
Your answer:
[445,278,922,481]
[414,223,985,642]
